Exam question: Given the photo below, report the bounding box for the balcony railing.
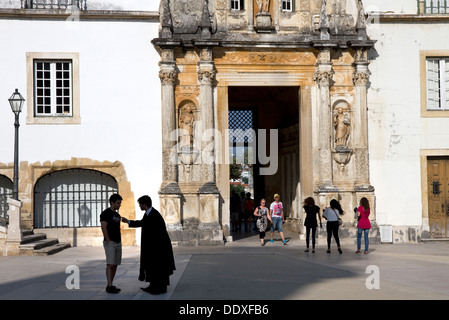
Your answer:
[418,0,449,14]
[21,0,87,10]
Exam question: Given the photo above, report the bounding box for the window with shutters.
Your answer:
[420,51,449,117]
[426,58,449,111]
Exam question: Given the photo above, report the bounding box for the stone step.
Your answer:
[22,230,34,237]
[19,238,59,255]
[33,242,71,256]
[20,233,47,244]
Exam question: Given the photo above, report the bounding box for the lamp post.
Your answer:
[8,89,25,200]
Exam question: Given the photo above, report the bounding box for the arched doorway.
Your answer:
[34,169,118,228]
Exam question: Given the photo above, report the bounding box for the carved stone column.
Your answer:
[314,48,336,191]
[159,49,178,188]
[352,48,373,190]
[197,47,217,186]
[196,47,222,244]
[159,48,182,231]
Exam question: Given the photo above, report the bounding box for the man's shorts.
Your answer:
[103,241,122,265]
[270,217,283,232]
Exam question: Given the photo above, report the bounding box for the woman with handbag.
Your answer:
[253,199,271,246]
[322,199,344,254]
[303,197,322,253]
[355,197,371,254]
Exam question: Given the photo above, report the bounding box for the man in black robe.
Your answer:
[122,195,175,294]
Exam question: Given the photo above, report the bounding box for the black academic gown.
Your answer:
[129,208,176,288]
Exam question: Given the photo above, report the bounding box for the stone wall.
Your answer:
[0,158,136,246]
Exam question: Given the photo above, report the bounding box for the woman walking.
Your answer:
[303,197,322,253]
[253,199,271,246]
[356,197,371,254]
[322,199,344,254]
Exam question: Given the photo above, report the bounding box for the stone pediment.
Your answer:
[156,0,374,50]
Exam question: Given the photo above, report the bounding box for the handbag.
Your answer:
[332,208,343,226]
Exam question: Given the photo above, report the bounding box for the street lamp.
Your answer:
[8,89,25,200]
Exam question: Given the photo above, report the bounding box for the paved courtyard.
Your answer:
[1,231,448,303]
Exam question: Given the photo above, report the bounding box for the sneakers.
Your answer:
[269,239,289,245]
[106,285,121,294]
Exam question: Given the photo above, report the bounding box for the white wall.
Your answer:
[363,0,418,14]
[0,18,163,214]
[367,21,449,226]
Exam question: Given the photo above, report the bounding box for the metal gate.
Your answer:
[0,175,13,226]
[34,169,118,228]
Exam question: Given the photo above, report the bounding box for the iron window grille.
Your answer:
[229,109,255,164]
[21,0,87,10]
[418,0,449,14]
[34,169,118,228]
[0,175,13,226]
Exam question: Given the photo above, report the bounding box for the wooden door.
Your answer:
[428,158,449,238]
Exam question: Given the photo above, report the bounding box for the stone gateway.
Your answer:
[153,0,377,245]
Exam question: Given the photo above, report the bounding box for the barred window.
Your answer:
[426,58,449,111]
[34,60,73,117]
[22,0,87,10]
[0,175,13,226]
[418,0,449,14]
[34,169,118,228]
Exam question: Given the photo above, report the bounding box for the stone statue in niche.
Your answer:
[255,0,273,32]
[178,101,199,175]
[333,106,350,149]
[179,101,196,149]
[256,0,270,13]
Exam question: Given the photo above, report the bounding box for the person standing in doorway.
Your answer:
[356,197,371,254]
[253,198,271,246]
[269,194,289,245]
[122,195,176,295]
[100,193,123,294]
[303,197,322,253]
[244,192,255,232]
[230,190,241,232]
[322,199,344,254]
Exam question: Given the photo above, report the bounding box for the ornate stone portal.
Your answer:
[153,0,377,245]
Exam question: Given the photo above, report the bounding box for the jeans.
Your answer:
[357,228,370,252]
[270,217,283,232]
[305,226,317,249]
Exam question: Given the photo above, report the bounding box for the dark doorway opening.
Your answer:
[228,86,300,239]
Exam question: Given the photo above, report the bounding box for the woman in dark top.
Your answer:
[303,197,322,253]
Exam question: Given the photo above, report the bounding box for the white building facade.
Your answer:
[0,0,161,248]
[365,0,449,241]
